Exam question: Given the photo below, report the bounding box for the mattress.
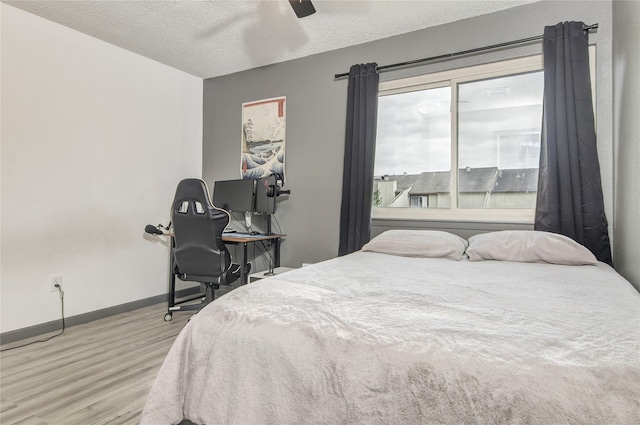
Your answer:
[141,250,640,425]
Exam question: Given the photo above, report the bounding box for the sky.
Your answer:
[374,71,544,176]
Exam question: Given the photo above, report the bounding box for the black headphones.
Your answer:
[265,173,288,197]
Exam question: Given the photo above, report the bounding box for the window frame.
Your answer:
[373,54,544,223]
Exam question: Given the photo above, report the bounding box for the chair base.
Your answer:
[164,282,218,321]
[164,259,243,322]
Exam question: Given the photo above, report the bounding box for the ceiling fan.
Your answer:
[289,0,316,18]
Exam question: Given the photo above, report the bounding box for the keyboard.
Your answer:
[223,232,264,238]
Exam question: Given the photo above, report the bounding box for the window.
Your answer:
[373,55,544,222]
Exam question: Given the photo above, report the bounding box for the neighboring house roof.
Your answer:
[493,168,539,193]
[378,174,420,193]
[458,167,498,193]
[387,167,538,196]
[408,167,499,195]
[409,172,450,195]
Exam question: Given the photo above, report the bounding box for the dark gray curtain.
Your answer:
[535,21,613,265]
[338,63,379,256]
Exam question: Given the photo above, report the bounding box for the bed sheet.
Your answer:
[141,252,640,425]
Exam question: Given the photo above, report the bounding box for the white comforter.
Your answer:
[141,252,640,425]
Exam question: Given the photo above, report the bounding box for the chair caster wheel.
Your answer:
[164,313,173,322]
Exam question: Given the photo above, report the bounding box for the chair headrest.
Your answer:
[173,178,212,206]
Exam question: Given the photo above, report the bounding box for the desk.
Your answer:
[165,232,285,286]
[222,233,286,285]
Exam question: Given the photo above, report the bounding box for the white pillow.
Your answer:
[466,230,597,265]
[361,230,468,261]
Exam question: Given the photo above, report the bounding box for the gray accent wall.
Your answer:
[204,2,619,272]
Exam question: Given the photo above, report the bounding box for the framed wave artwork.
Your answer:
[241,96,286,180]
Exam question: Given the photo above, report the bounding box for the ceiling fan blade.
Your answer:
[289,0,316,18]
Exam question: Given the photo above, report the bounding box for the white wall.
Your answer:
[612,0,640,291]
[0,4,203,333]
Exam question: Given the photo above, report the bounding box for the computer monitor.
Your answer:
[212,179,255,212]
[254,176,276,214]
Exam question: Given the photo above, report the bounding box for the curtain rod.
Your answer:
[334,23,598,79]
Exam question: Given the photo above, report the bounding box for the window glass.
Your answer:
[373,55,544,220]
[374,86,451,209]
[457,72,543,209]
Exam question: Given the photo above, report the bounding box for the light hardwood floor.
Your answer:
[0,303,190,425]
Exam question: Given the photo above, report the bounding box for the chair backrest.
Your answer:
[171,178,231,281]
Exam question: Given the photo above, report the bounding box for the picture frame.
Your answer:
[241,96,286,179]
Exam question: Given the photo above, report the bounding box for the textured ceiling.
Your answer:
[4,0,540,79]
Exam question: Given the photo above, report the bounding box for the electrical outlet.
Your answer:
[50,274,62,292]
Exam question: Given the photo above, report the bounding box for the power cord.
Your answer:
[0,284,66,352]
[271,214,283,235]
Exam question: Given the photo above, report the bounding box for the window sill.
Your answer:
[372,207,534,224]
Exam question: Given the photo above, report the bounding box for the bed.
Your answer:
[141,230,640,425]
